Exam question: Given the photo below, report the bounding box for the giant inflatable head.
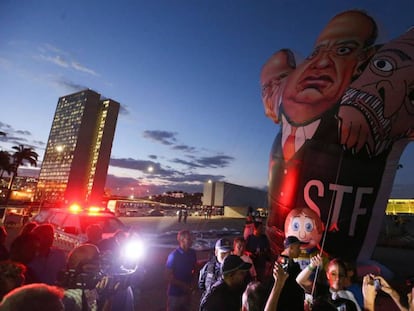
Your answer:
[261,49,296,123]
[281,10,378,125]
[262,10,414,261]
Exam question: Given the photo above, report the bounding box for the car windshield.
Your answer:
[78,215,125,233]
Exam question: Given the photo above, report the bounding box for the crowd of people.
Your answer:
[164,216,414,311]
[0,222,139,311]
[0,212,412,311]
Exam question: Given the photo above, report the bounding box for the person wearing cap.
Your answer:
[200,254,252,311]
[232,237,257,283]
[276,236,308,311]
[198,238,232,302]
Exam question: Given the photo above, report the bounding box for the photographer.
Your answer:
[60,244,134,311]
[362,274,408,311]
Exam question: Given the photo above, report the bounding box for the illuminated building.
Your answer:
[35,89,119,205]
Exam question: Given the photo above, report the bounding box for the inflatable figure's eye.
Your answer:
[307,49,319,60]
[304,219,314,232]
[292,219,300,231]
[373,59,394,72]
[336,46,352,56]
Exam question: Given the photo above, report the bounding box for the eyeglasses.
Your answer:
[306,42,365,60]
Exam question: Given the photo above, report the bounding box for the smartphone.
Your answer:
[277,255,289,271]
[374,278,382,291]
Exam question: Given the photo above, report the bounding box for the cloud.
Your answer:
[171,154,234,169]
[143,130,177,145]
[0,121,45,152]
[53,77,89,93]
[0,122,13,132]
[119,105,130,116]
[15,130,31,136]
[142,129,235,170]
[197,155,234,168]
[106,170,224,195]
[142,131,196,154]
[171,158,203,169]
[172,144,196,153]
[71,61,98,76]
[105,174,138,190]
[39,54,69,68]
[42,43,66,55]
[37,43,99,76]
[110,158,155,171]
[148,155,158,160]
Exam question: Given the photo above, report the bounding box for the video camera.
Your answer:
[58,269,105,290]
[58,259,144,291]
[59,237,146,291]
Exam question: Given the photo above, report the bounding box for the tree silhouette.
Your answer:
[5,145,38,204]
[0,151,12,178]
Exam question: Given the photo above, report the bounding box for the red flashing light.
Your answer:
[69,203,82,214]
[87,206,104,215]
[68,204,106,215]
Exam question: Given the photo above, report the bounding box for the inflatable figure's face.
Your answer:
[348,28,414,137]
[282,11,375,124]
[284,208,323,250]
[261,50,296,123]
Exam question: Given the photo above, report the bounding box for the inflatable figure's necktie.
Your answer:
[283,127,297,160]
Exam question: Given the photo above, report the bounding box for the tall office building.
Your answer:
[35,89,120,206]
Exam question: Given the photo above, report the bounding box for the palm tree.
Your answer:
[5,145,38,204]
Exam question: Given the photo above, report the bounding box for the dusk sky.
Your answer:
[1,1,413,197]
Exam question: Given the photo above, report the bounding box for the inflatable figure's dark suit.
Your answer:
[266,106,390,260]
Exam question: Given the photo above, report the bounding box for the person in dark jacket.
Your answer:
[200,255,251,311]
[198,238,232,301]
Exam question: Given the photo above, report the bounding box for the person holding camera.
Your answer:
[362,274,409,311]
[61,244,134,311]
[264,261,290,311]
[276,236,307,311]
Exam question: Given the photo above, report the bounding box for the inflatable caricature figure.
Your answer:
[338,27,414,155]
[261,10,414,261]
[261,49,296,124]
[283,207,324,269]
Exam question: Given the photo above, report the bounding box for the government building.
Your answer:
[35,89,119,206]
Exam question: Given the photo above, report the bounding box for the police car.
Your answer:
[32,204,127,252]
